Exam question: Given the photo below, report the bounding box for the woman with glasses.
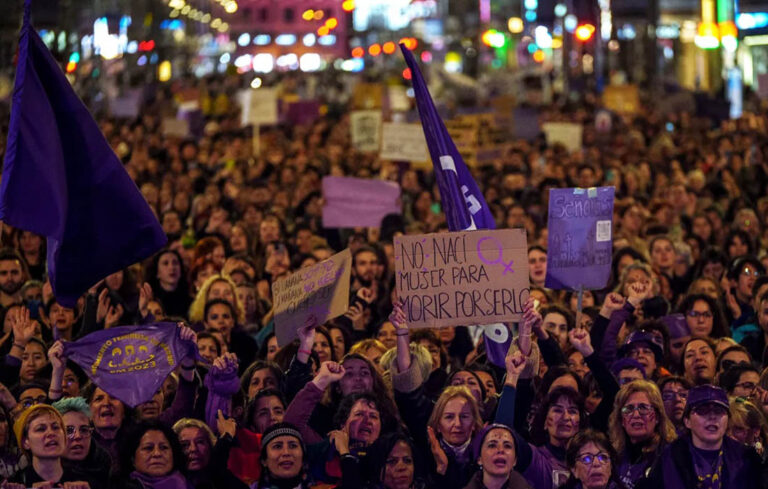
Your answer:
[658,376,691,432]
[678,294,728,339]
[561,430,623,489]
[52,396,111,488]
[6,404,92,488]
[719,363,762,399]
[639,385,765,489]
[728,398,768,460]
[607,381,676,489]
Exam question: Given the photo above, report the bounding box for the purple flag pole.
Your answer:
[400,45,513,367]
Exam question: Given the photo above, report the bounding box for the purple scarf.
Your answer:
[204,361,241,432]
[130,470,193,489]
[689,441,723,489]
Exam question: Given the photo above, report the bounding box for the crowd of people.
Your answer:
[1,71,768,489]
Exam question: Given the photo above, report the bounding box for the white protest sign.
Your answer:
[542,122,583,153]
[350,110,382,152]
[380,122,429,162]
[240,88,278,126]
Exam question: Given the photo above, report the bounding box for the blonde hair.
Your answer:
[172,417,216,447]
[189,274,245,324]
[427,386,483,440]
[608,380,676,456]
[349,339,387,358]
[729,398,768,444]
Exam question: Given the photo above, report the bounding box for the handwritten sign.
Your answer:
[542,122,583,153]
[352,83,384,110]
[545,187,615,290]
[602,84,640,114]
[380,122,429,162]
[240,88,278,126]
[445,113,509,167]
[272,249,352,345]
[394,229,529,328]
[350,110,382,152]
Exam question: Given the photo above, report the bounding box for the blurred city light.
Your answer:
[508,17,524,34]
[368,43,382,56]
[574,23,596,42]
[250,77,262,89]
[158,61,172,81]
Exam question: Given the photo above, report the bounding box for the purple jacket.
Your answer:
[514,437,569,489]
[599,302,634,366]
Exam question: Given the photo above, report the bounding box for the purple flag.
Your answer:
[0,1,167,307]
[401,45,511,367]
[63,323,196,408]
[545,187,615,290]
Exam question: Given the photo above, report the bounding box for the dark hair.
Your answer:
[446,369,487,401]
[531,387,586,446]
[657,375,692,393]
[680,337,716,373]
[364,430,423,483]
[0,247,29,278]
[677,293,729,338]
[565,429,617,469]
[538,365,587,399]
[333,392,397,434]
[540,305,575,331]
[196,332,222,356]
[120,420,185,477]
[728,255,765,280]
[611,247,647,288]
[203,299,235,324]
[246,388,287,432]
[694,248,728,278]
[715,344,752,372]
[410,329,448,370]
[314,325,336,361]
[718,363,760,394]
[145,248,189,295]
[724,229,754,258]
[239,361,285,399]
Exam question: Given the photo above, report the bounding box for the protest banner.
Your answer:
[445,113,508,166]
[240,87,279,126]
[109,89,142,119]
[379,122,429,163]
[545,187,615,290]
[350,110,382,152]
[322,176,401,228]
[63,323,197,407]
[161,117,190,139]
[602,84,640,114]
[273,249,352,345]
[388,85,411,112]
[542,122,583,153]
[286,100,320,125]
[394,229,529,328]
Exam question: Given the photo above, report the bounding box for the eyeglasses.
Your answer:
[662,390,688,402]
[687,311,713,319]
[621,403,654,417]
[742,267,762,277]
[576,452,611,466]
[721,360,750,372]
[65,426,94,438]
[20,396,47,408]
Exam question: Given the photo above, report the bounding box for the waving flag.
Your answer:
[401,45,512,366]
[0,0,167,307]
[63,323,197,407]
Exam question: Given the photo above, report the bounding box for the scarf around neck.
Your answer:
[130,470,192,489]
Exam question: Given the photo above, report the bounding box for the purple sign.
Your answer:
[545,187,615,290]
[63,323,197,407]
[322,176,401,228]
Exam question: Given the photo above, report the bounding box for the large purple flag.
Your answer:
[401,45,511,366]
[63,323,197,408]
[0,1,166,307]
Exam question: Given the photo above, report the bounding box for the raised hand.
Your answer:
[104,303,124,329]
[138,282,154,319]
[504,350,527,387]
[344,302,366,331]
[216,409,237,438]
[389,300,408,332]
[0,382,16,411]
[329,429,350,456]
[356,286,375,304]
[312,361,346,390]
[600,292,626,318]
[96,288,110,324]
[10,306,35,346]
[427,426,448,475]
[48,340,65,370]
[520,296,544,343]
[568,328,594,357]
[627,280,651,307]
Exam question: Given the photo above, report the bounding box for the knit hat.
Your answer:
[618,330,664,363]
[13,404,65,448]
[472,423,516,459]
[260,422,305,456]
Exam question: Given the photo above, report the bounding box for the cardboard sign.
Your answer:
[350,110,382,152]
[273,249,352,346]
[352,83,384,110]
[161,118,190,139]
[542,122,583,153]
[380,122,429,162]
[322,176,401,228]
[602,85,640,114]
[545,187,615,290]
[445,113,508,166]
[388,85,411,112]
[394,229,529,328]
[240,88,278,126]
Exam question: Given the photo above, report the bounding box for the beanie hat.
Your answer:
[14,404,64,448]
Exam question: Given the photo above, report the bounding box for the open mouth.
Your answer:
[44,440,59,448]
[704,424,720,433]
[492,456,508,468]
[278,460,294,469]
